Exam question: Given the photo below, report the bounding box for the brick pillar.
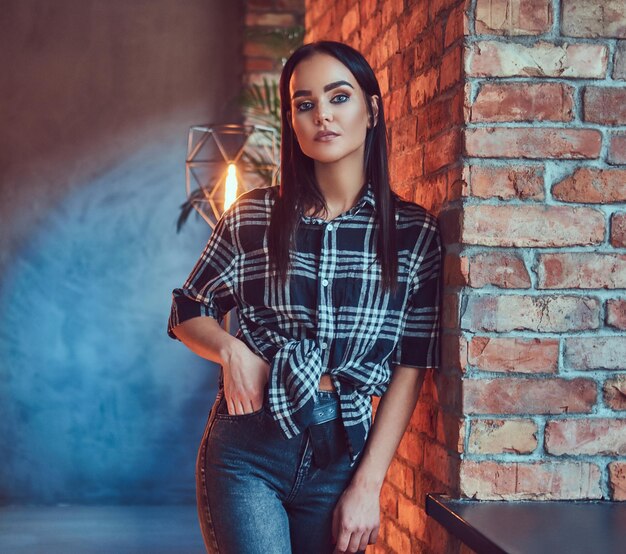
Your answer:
[305,0,626,553]
[244,0,305,87]
[460,0,626,505]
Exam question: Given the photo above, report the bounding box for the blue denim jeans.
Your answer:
[195,386,366,554]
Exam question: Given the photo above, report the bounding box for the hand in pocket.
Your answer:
[222,341,270,416]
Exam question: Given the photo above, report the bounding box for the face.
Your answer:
[288,53,379,165]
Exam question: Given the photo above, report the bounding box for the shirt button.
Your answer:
[322,279,329,287]
[327,223,333,231]
[320,341,328,350]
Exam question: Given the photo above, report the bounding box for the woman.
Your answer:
[167,40,442,554]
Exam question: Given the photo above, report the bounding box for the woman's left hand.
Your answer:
[331,482,380,553]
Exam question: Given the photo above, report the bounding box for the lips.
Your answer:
[314,131,340,141]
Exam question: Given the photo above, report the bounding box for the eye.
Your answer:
[332,93,349,103]
[295,101,313,112]
[295,93,350,113]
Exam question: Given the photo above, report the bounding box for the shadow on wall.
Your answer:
[0,0,244,504]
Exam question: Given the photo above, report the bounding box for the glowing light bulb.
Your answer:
[224,163,238,211]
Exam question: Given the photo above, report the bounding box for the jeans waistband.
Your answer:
[310,391,340,425]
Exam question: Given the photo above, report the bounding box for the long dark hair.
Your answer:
[268,40,400,294]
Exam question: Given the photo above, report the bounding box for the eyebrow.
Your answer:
[291,80,355,100]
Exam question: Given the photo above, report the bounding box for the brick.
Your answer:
[464,377,597,414]
[396,429,425,465]
[470,83,574,122]
[381,0,404,28]
[410,402,437,438]
[243,40,278,58]
[468,165,544,200]
[584,87,626,125]
[244,58,276,72]
[425,96,458,140]
[611,213,626,247]
[536,253,626,289]
[468,418,538,454]
[561,0,626,38]
[399,1,429,45]
[424,128,462,174]
[466,41,608,78]
[608,133,626,164]
[440,44,463,91]
[545,419,626,455]
[468,336,559,373]
[445,3,465,48]
[429,0,457,21]
[475,0,552,35]
[409,67,439,108]
[245,12,296,27]
[386,518,412,553]
[415,25,444,72]
[463,294,600,333]
[398,493,428,537]
[467,251,531,288]
[423,441,460,486]
[444,253,468,287]
[564,336,626,370]
[609,462,626,500]
[387,85,408,122]
[436,410,465,453]
[391,116,418,152]
[607,299,626,329]
[341,5,359,40]
[465,127,602,159]
[463,205,605,247]
[552,168,626,203]
[387,459,415,498]
[460,461,602,500]
[390,148,423,182]
[380,482,399,519]
[603,375,626,410]
[615,41,626,80]
[360,11,381,50]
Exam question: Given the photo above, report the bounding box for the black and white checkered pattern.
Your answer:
[168,181,442,466]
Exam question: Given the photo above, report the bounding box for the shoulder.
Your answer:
[222,185,278,221]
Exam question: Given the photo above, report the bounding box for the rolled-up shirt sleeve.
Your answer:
[167,211,238,340]
[391,224,443,370]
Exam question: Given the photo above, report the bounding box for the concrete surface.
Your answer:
[0,0,244,504]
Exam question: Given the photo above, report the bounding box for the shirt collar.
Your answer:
[301,181,376,223]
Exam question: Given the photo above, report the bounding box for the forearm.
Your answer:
[171,316,240,366]
[351,365,427,491]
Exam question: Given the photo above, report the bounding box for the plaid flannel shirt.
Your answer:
[167,181,442,466]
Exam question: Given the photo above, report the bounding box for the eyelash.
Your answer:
[295,93,350,112]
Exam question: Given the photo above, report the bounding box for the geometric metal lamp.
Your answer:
[185,123,279,229]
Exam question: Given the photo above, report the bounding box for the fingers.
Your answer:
[226,395,262,415]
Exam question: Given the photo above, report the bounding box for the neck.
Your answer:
[312,146,367,215]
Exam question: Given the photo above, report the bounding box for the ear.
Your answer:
[286,109,293,128]
[368,95,380,128]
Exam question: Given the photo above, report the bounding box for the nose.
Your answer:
[315,103,333,125]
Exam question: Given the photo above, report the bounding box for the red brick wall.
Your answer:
[460,0,626,505]
[304,0,626,552]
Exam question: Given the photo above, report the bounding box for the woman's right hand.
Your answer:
[221,341,270,415]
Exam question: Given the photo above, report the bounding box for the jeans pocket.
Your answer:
[213,392,266,421]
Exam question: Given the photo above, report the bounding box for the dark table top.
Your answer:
[426,494,626,554]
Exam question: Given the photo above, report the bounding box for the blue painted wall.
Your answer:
[0,0,244,504]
